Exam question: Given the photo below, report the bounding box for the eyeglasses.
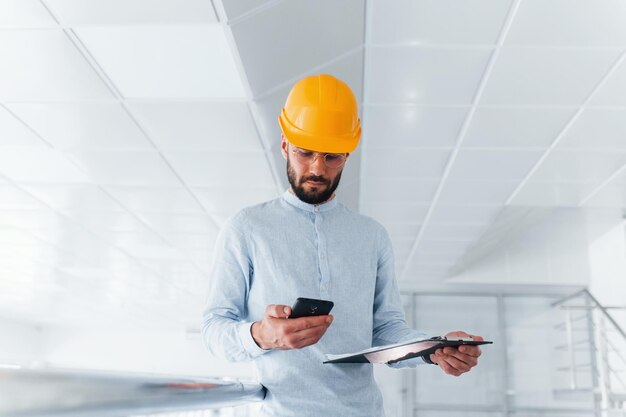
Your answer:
[291,147,347,169]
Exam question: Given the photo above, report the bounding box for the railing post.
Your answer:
[596,313,611,415]
[566,308,578,390]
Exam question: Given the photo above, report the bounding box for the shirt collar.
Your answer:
[282,189,338,213]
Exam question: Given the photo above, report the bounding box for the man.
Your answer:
[202,74,483,416]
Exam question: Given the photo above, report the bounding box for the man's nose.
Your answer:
[308,154,326,176]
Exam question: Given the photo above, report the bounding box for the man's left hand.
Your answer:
[429,331,483,377]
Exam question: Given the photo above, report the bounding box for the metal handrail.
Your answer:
[0,367,265,417]
[552,289,626,341]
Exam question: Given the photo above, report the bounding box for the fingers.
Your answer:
[273,320,331,349]
[287,315,333,332]
[289,326,331,349]
[457,344,482,357]
[263,313,333,350]
[265,304,291,319]
[436,356,465,377]
[433,344,481,377]
[431,350,462,376]
[442,347,478,368]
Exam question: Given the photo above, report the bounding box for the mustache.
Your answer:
[302,175,330,186]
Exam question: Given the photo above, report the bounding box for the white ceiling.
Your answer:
[1,0,626,329]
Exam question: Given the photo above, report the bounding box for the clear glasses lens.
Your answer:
[294,149,345,168]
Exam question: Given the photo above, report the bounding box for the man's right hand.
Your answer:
[251,304,333,350]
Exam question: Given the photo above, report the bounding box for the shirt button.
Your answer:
[320,254,325,260]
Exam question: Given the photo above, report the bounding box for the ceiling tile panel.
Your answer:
[590,56,626,106]
[506,0,626,47]
[192,186,278,217]
[510,181,601,207]
[419,238,474,255]
[0,148,91,183]
[448,149,543,181]
[76,25,245,98]
[164,151,274,187]
[360,202,429,225]
[463,107,575,149]
[64,210,150,234]
[135,213,218,235]
[368,46,493,104]
[0,106,47,147]
[0,183,47,210]
[45,0,217,25]
[230,0,364,96]
[126,101,261,151]
[438,180,518,206]
[384,222,421,241]
[220,0,270,22]
[371,0,512,45]
[531,150,626,183]
[556,109,626,151]
[364,105,468,148]
[67,150,181,186]
[0,0,57,27]
[362,149,450,179]
[0,30,113,100]
[160,232,215,252]
[428,205,503,225]
[360,178,439,204]
[480,47,622,105]
[0,208,74,231]
[583,183,626,207]
[106,186,204,213]
[22,184,125,212]
[420,223,488,242]
[8,103,152,151]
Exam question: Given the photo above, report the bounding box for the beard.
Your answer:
[287,158,343,205]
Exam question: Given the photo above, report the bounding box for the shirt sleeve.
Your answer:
[372,224,430,368]
[200,213,269,362]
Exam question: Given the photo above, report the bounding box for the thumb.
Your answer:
[266,304,291,318]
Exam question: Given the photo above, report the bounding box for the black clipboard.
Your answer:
[323,336,492,364]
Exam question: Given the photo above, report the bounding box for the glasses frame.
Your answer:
[290,146,348,169]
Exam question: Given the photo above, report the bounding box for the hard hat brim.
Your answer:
[278,113,361,154]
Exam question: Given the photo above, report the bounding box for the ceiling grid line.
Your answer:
[357,0,374,213]
[399,0,524,281]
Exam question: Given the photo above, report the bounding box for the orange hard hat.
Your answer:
[278,74,361,154]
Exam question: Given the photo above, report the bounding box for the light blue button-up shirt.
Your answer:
[201,190,428,417]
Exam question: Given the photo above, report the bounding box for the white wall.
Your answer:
[0,316,257,379]
[0,316,43,366]
[41,327,256,379]
[588,217,626,329]
[449,208,592,286]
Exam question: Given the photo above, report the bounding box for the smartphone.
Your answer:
[288,297,334,319]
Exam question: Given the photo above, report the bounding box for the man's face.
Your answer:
[282,138,347,205]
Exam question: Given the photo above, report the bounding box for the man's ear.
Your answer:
[280,134,288,160]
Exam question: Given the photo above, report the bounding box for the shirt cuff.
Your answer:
[238,322,270,359]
